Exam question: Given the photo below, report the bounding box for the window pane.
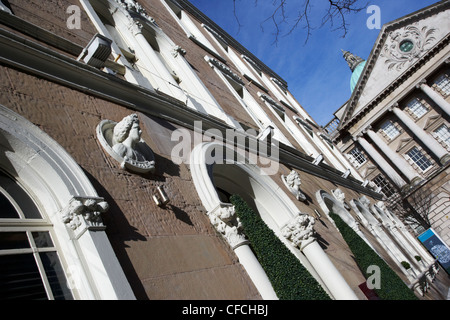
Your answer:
[0,192,20,218]
[407,147,432,171]
[380,121,400,139]
[349,147,366,165]
[39,252,73,300]
[0,254,48,300]
[0,232,30,250]
[0,173,42,219]
[435,74,450,95]
[32,232,54,248]
[372,174,396,198]
[434,124,450,147]
[407,99,428,118]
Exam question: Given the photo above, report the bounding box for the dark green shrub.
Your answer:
[329,212,418,300]
[401,261,411,270]
[230,194,330,300]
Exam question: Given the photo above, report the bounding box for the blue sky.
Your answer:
[188,0,440,126]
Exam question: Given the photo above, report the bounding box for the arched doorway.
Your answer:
[190,142,358,299]
[315,190,375,251]
[0,105,133,299]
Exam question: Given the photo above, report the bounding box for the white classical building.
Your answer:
[325,1,450,247]
[0,0,446,301]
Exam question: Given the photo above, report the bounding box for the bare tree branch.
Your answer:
[231,0,368,44]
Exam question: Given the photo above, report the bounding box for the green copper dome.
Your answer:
[350,60,366,92]
[342,50,366,93]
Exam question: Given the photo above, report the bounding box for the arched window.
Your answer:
[0,171,73,300]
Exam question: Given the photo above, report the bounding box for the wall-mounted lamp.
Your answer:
[341,169,351,179]
[313,209,321,219]
[153,186,170,207]
[312,154,324,165]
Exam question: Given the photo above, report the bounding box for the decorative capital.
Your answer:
[361,125,372,135]
[332,188,350,210]
[208,203,248,249]
[415,79,427,88]
[61,196,109,238]
[359,195,371,208]
[171,45,186,58]
[281,213,315,249]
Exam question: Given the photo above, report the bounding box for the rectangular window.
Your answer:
[372,174,396,198]
[349,147,367,165]
[406,147,432,172]
[433,124,450,148]
[380,120,400,140]
[407,98,428,118]
[434,74,450,96]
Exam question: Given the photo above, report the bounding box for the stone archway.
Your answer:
[190,142,358,299]
[315,189,375,251]
[0,105,134,299]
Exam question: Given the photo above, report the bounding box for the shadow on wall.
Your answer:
[82,169,149,300]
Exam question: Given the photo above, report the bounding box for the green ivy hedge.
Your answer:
[329,212,418,300]
[230,194,330,300]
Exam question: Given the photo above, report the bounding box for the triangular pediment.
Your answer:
[339,1,450,130]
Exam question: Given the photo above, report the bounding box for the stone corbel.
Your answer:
[61,196,109,239]
[281,213,316,251]
[207,203,248,249]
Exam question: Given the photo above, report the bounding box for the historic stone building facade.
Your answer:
[325,1,450,247]
[0,0,447,300]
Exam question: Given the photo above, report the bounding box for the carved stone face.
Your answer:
[128,122,142,144]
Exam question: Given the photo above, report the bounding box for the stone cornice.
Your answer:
[174,0,288,89]
[338,0,450,134]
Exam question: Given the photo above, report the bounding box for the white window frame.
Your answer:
[348,147,367,168]
[406,98,428,119]
[83,0,237,127]
[406,146,433,173]
[434,74,450,96]
[380,120,400,140]
[433,123,450,150]
[372,174,396,198]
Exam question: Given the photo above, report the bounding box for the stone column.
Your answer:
[365,128,422,184]
[391,105,450,164]
[61,196,136,299]
[417,80,450,117]
[208,203,278,300]
[282,213,358,300]
[355,135,408,188]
